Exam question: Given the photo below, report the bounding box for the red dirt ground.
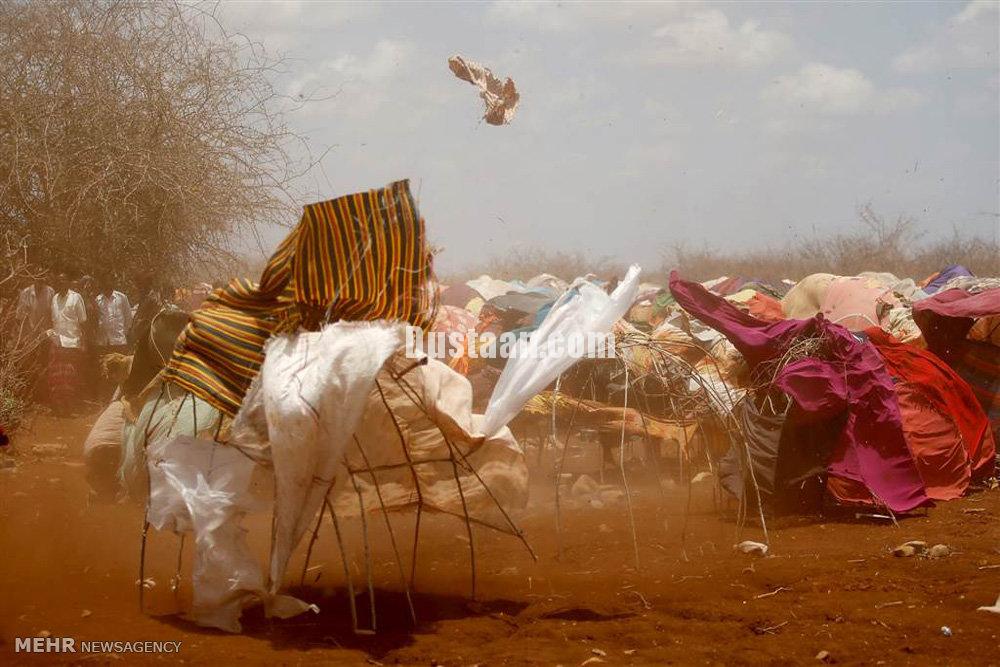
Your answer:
[1,411,998,666]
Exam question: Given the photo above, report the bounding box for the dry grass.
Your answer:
[665,205,999,285]
[441,246,625,284]
[441,206,997,287]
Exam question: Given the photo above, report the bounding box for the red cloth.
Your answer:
[893,382,969,500]
[867,328,995,479]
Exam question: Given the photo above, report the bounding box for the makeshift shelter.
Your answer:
[677,273,996,514]
[672,271,953,514]
[131,182,534,633]
[133,181,638,634]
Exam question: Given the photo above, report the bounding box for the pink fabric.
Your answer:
[913,287,1000,319]
[821,277,897,331]
[669,271,928,512]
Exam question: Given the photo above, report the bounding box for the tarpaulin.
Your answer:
[233,322,404,598]
[821,276,898,331]
[913,287,1000,321]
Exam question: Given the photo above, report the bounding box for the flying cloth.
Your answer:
[164,179,437,415]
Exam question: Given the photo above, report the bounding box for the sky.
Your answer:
[217,0,1000,274]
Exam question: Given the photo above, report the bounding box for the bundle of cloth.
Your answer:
[782,272,925,344]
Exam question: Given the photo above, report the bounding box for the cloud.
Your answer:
[892,0,999,73]
[285,40,416,120]
[488,2,790,68]
[216,1,379,55]
[486,1,686,32]
[326,39,411,80]
[642,9,792,68]
[762,63,923,115]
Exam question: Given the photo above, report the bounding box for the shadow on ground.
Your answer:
[156,587,528,658]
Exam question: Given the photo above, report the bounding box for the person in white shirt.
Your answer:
[48,272,88,415]
[16,277,54,334]
[95,275,133,352]
[94,275,133,399]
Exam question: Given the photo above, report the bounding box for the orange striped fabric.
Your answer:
[163,180,436,415]
[293,179,435,327]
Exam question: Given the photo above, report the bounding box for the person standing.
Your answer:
[95,275,132,353]
[128,271,162,350]
[16,275,54,334]
[16,275,55,401]
[48,272,88,416]
[95,275,132,397]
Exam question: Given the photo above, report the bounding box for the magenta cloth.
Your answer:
[669,271,928,512]
[775,358,848,423]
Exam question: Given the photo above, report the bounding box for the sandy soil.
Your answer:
[1,411,998,666]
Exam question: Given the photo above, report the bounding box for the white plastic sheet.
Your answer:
[148,321,404,632]
[248,322,404,596]
[480,265,641,437]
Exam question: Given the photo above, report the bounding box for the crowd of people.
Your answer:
[14,272,170,416]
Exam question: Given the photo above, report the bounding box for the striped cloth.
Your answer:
[164,180,436,415]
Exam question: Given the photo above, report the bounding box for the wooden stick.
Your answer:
[353,436,417,624]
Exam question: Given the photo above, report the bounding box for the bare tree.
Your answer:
[0,0,314,286]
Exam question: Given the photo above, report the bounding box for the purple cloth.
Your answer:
[923,265,973,295]
[669,271,928,512]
